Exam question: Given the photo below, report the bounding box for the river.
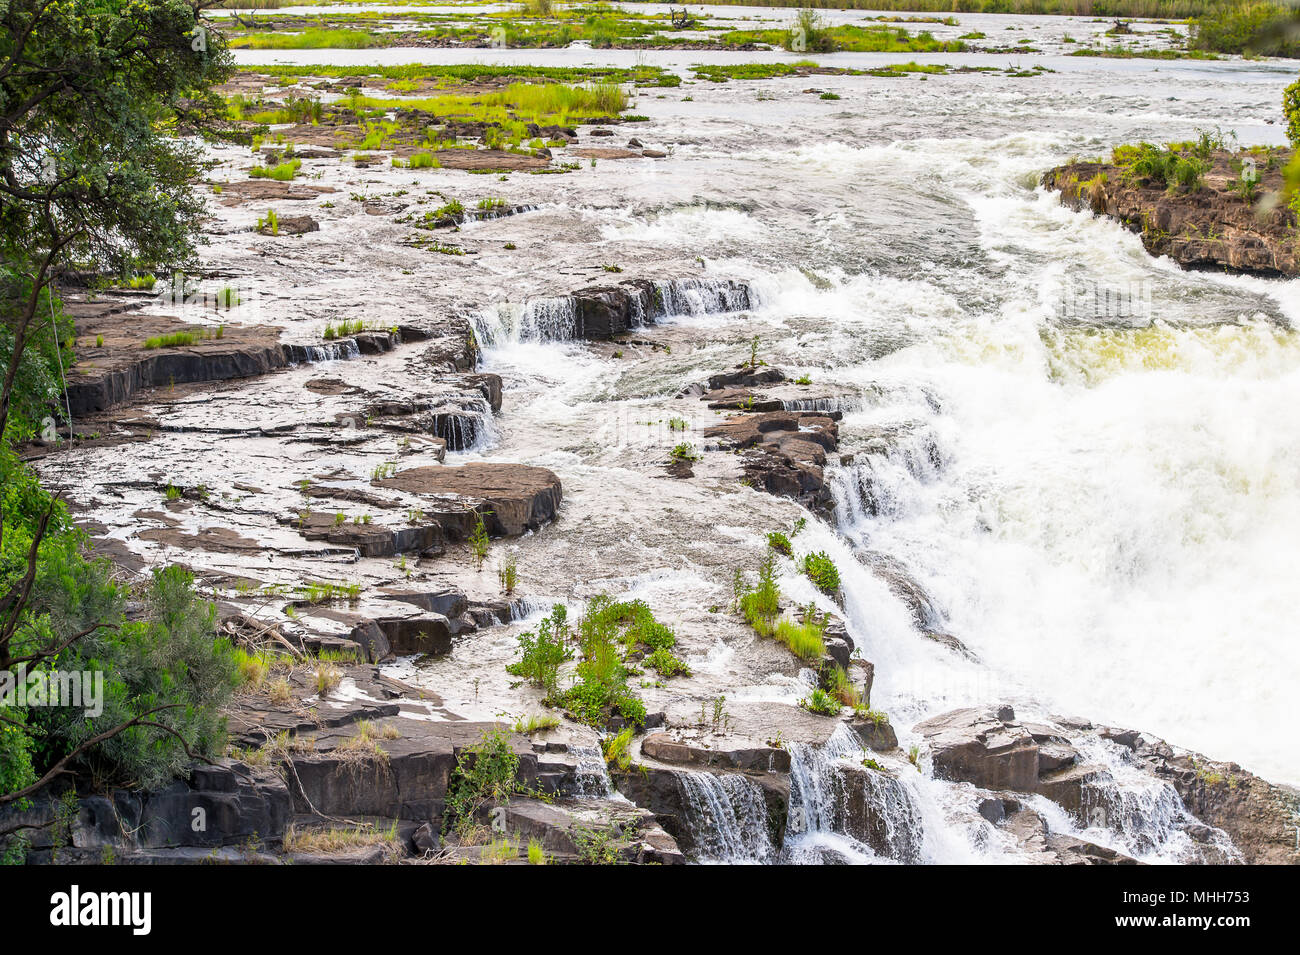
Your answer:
[38,9,1300,863]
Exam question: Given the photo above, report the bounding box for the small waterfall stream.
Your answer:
[678,771,775,864]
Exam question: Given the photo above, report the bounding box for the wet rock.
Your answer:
[704,409,839,512]
[914,706,1040,792]
[859,551,945,633]
[613,765,789,859]
[218,180,335,202]
[286,720,535,822]
[570,147,641,160]
[471,796,684,864]
[848,715,898,751]
[64,316,291,415]
[837,764,924,862]
[376,462,562,536]
[664,458,694,479]
[432,148,549,171]
[1044,154,1300,277]
[260,214,318,236]
[640,732,792,773]
[1122,735,1300,865]
[1000,805,1138,865]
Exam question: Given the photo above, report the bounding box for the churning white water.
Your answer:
[380,38,1299,858]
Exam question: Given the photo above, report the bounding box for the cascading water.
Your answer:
[567,745,615,799]
[472,296,580,347]
[429,394,498,452]
[782,724,925,864]
[282,339,362,365]
[469,277,759,347]
[677,771,775,864]
[643,277,756,320]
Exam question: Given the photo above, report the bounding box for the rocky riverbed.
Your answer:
[12,42,1300,865]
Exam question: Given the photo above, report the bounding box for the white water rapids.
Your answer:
[42,13,1294,864]
[439,38,1299,859]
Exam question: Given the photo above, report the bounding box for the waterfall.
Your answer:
[282,339,362,365]
[829,426,946,528]
[471,297,580,347]
[430,394,498,452]
[782,724,925,864]
[568,745,615,799]
[678,771,775,864]
[1028,738,1241,864]
[643,277,757,320]
[468,278,759,348]
[782,396,862,414]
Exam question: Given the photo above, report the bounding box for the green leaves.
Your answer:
[1,0,235,276]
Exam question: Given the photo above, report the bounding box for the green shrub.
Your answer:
[1285,77,1300,149]
[506,604,573,698]
[444,728,524,836]
[1191,2,1300,57]
[0,269,75,442]
[1,452,240,801]
[645,647,691,677]
[767,531,792,556]
[800,551,841,595]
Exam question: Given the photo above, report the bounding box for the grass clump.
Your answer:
[468,510,491,571]
[601,726,636,771]
[513,713,561,734]
[824,663,862,707]
[1112,141,1210,193]
[766,530,792,556]
[736,554,828,662]
[527,836,548,864]
[799,686,842,716]
[498,552,519,595]
[249,158,302,181]
[144,329,212,349]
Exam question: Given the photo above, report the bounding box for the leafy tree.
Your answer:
[0,1,238,836]
[0,0,233,441]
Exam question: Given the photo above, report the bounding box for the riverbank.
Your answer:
[1044,142,1299,275]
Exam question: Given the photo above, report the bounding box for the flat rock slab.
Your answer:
[569,147,643,160]
[432,149,550,171]
[640,731,792,773]
[377,462,562,536]
[218,180,335,201]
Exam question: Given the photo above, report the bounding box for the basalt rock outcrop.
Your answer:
[570,278,755,339]
[705,408,840,512]
[376,462,562,536]
[60,293,408,415]
[1043,150,1299,276]
[916,705,1293,864]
